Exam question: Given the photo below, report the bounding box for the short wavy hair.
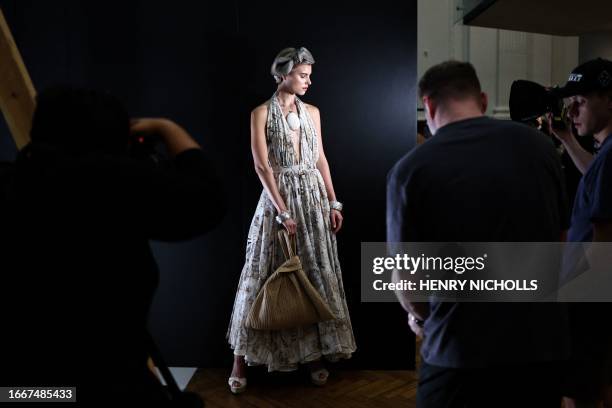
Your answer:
[270,47,315,83]
[418,60,482,102]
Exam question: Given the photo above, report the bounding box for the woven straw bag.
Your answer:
[245,230,335,330]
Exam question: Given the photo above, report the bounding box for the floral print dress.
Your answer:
[226,93,356,371]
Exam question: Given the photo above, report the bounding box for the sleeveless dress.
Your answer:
[226,93,356,372]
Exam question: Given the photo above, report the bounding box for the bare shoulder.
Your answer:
[251,103,268,122]
[305,104,321,126]
[251,103,268,116]
[304,103,320,116]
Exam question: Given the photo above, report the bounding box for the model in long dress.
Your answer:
[227,47,356,393]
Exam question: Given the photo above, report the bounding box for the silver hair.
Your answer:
[270,47,315,84]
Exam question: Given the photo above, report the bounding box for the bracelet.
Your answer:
[275,211,291,225]
[409,314,425,327]
[330,200,343,212]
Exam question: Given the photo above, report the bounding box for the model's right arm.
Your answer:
[251,106,296,234]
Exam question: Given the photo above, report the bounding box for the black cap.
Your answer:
[552,58,612,98]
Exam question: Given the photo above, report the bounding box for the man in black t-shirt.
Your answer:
[387,61,569,407]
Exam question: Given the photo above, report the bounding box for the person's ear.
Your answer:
[480,92,488,114]
[423,96,436,120]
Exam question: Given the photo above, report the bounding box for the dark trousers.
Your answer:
[416,361,563,408]
[563,304,612,403]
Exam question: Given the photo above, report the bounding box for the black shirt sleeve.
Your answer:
[387,155,418,245]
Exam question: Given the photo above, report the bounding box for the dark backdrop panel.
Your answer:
[234,3,417,369]
[0,0,417,369]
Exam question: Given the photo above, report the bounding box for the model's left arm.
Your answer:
[309,105,343,234]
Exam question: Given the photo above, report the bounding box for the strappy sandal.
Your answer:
[310,368,329,386]
[228,376,247,394]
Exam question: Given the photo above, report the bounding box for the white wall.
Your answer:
[418,0,579,119]
[580,33,612,63]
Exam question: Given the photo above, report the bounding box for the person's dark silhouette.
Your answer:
[1,87,225,405]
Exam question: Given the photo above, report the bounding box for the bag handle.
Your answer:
[277,229,296,259]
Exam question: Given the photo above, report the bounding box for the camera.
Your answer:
[128,133,162,161]
[509,80,569,132]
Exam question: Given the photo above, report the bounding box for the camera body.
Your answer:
[509,80,568,132]
[128,134,162,161]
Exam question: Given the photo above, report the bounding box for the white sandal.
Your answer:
[228,376,247,394]
[310,368,329,386]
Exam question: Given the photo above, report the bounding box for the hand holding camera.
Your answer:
[130,118,200,158]
[510,80,594,174]
[545,112,573,144]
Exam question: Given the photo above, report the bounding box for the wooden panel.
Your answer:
[188,368,418,407]
[0,7,35,149]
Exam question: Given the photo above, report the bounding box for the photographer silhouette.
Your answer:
[1,87,225,405]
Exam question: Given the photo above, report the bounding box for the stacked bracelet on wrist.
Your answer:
[409,313,425,327]
[275,211,291,225]
[330,200,343,212]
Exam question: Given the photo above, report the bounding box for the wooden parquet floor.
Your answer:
[187,368,419,408]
